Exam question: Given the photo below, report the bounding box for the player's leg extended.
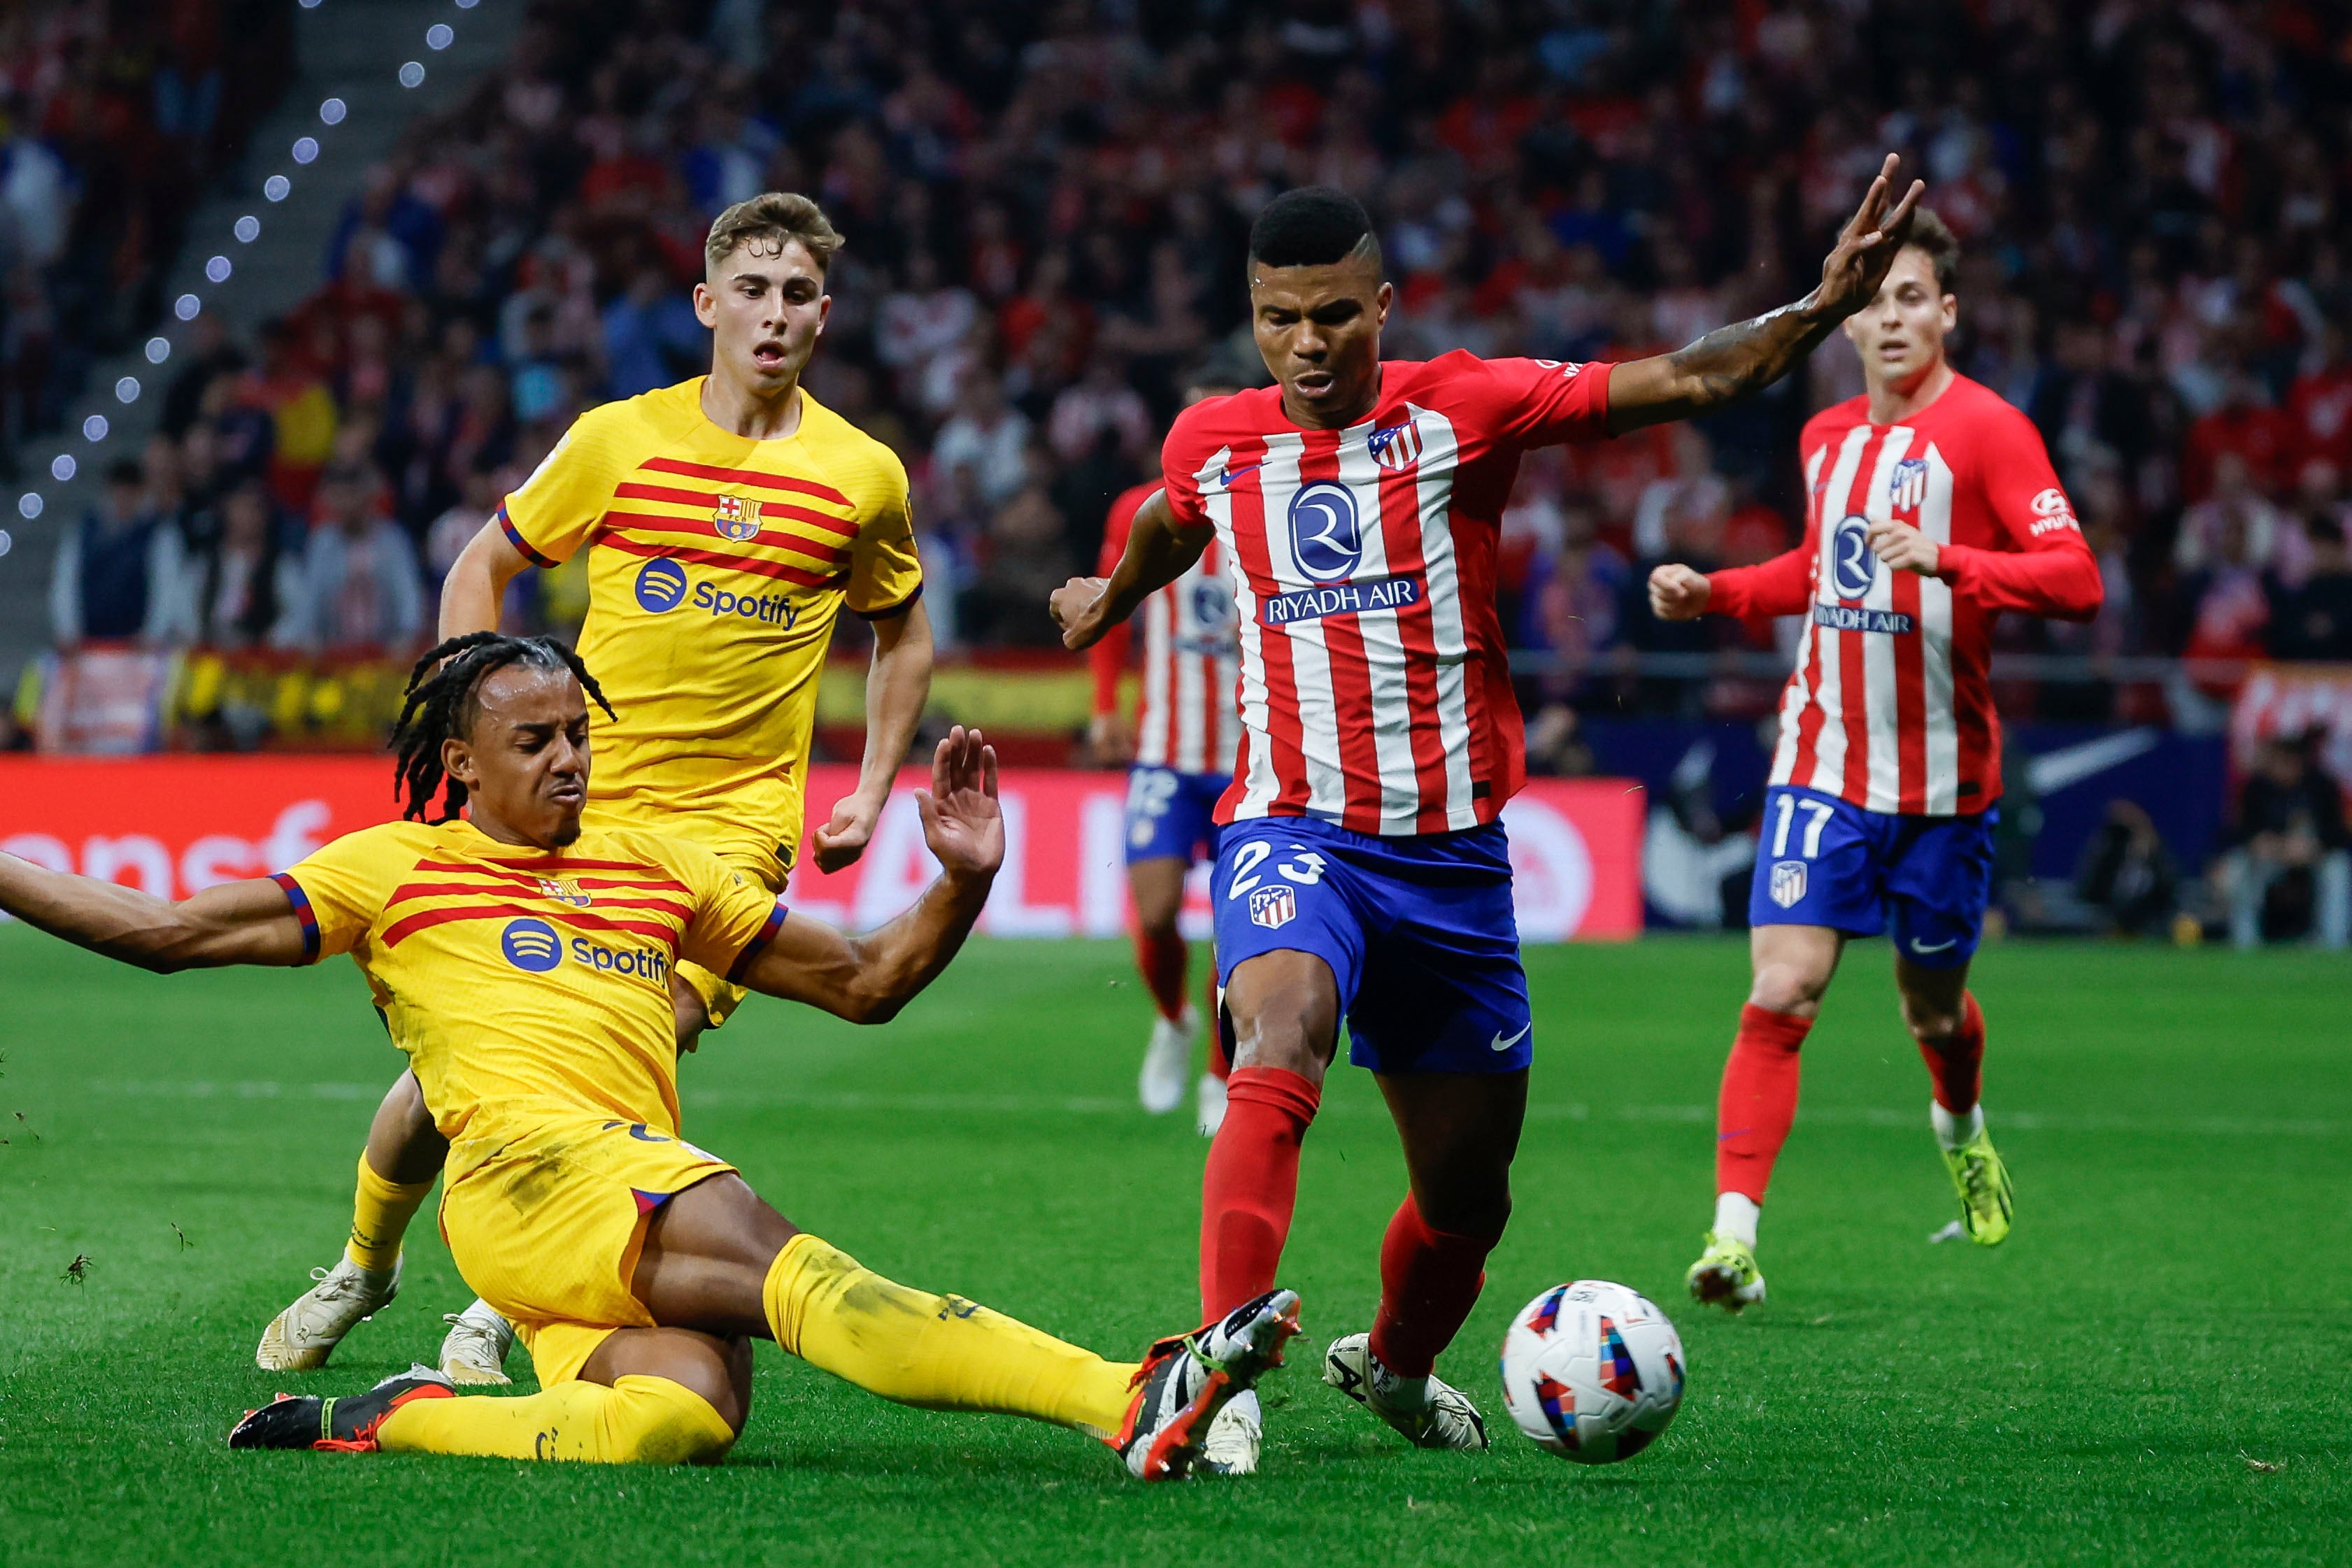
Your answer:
[1690,923,1844,1311]
[1205,950,1341,1318]
[1129,853,1199,1114]
[257,1070,444,1371]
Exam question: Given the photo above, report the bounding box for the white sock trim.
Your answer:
[1712,1192,1761,1247]
[1931,1101,1984,1152]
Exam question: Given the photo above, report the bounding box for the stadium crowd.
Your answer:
[33,0,2352,727]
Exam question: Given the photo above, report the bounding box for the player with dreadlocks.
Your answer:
[0,634,1300,1475]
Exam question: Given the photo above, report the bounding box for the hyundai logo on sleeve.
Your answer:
[634,557,690,613]
[1287,482,1363,583]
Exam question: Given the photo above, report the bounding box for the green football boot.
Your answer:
[1941,1124,2014,1246]
[1685,1232,1767,1313]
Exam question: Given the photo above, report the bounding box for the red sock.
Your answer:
[1715,1004,1811,1204]
[1132,927,1188,1022]
[1367,1194,1497,1378]
[1199,1066,1320,1320]
[1918,992,1986,1113]
[1204,968,1230,1080]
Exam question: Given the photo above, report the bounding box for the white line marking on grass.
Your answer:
[72,1080,2352,1139]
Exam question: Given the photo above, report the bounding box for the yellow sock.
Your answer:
[345,1154,434,1273]
[376,1375,734,1464]
[762,1233,1140,1441]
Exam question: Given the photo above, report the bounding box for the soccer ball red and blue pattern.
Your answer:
[1499,1279,1686,1464]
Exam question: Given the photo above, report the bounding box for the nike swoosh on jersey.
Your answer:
[1909,936,1959,954]
[1217,461,1265,488]
[1488,1022,1533,1053]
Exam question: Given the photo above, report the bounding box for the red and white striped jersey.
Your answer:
[1160,352,1616,836]
[1706,373,2103,816]
[1092,480,1241,775]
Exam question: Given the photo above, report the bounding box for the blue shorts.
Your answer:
[1125,767,1229,866]
[1747,785,1996,967]
[1211,816,1532,1076]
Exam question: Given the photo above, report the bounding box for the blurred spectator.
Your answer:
[931,369,1030,507]
[2216,734,2349,949]
[2267,516,2352,662]
[172,478,301,649]
[962,483,1072,647]
[288,464,424,655]
[2075,799,2179,938]
[49,460,183,648]
[602,266,707,400]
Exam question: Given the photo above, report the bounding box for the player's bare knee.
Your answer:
[1748,962,1828,1018]
[1227,1001,1332,1078]
[367,1072,447,1185]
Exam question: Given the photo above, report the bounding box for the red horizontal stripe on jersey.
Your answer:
[608,483,860,540]
[385,881,693,920]
[411,857,689,893]
[639,456,852,508]
[592,526,850,590]
[380,901,678,950]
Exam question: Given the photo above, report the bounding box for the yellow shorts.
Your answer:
[678,852,789,1030]
[439,1111,735,1388]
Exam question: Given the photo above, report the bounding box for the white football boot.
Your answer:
[1195,1071,1228,1137]
[255,1255,401,1371]
[1139,1007,1197,1115]
[1117,1288,1300,1481]
[437,1298,517,1385]
[1197,1388,1261,1475]
[1323,1332,1490,1450]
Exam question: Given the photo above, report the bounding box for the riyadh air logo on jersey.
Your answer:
[500,918,564,972]
[1769,860,1808,909]
[1828,513,1877,599]
[536,876,592,908]
[634,557,690,613]
[1288,481,1363,583]
[1888,457,1929,513]
[1368,420,1423,472]
[1248,885,1297,929]
[713,494,764,542]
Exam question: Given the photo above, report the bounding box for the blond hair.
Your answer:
[704,192,844,274]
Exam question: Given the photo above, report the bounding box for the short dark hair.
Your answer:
[1248,186,1379,272]
[1904,207,1960,295]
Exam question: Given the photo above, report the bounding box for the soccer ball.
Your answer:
[1498,1279,1685,1464]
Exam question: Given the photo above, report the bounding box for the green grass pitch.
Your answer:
[1,927,2345,1566]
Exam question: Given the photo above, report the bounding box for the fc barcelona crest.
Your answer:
[1887,457,1928,513]
[713,494,763,542]
[537,876,593,908]
[1368,420,1423,472]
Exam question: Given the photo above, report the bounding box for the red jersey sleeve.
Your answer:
[1706,532,1816,619]
[1460,354,1616,448]
[1937,404,2103,621]
[1158,404,1220,532]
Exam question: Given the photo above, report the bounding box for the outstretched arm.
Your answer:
[1605,155,1925,435]
[0,857,308,972]
[1050,488,1210,651]
[813,597,936,874]
[736,727,1002,1024]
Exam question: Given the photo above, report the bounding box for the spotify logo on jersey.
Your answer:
[634,557,690,613]
[500,918,564,972]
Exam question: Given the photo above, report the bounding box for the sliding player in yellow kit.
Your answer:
[257,192,938,1383]
[0,635,1298,1476]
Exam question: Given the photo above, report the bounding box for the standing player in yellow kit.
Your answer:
[256,192,936,1383]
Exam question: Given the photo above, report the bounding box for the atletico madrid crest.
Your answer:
[1768,860,1807,909]
[713,494,763,542]
[1368,420,1423,472]
[1888,457,1928,513]
[1248,884,1297,929]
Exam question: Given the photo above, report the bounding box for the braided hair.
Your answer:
[390,633,614,823]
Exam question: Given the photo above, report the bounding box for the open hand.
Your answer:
[1050,576,1111,650]
[1865,518,1941,576]
[915,725,1003,881]
[1813,155,1926,322]
[1648,563,1713,621]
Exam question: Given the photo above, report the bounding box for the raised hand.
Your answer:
[1813,154,1926,323]
[914,725,1004,880]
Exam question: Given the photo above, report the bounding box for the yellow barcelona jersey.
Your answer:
[272,819,787,1157]
[497,379,922,871]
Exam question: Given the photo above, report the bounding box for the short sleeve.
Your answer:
[1469,356,1615,449]
[843,446,925,620]
[671,841,790,981]
[271,828,394,964]
[498,404,636,568]
[1159,406,1221,533]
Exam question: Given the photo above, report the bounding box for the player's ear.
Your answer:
[813,290,830,336]
[1940,292,1958,335]
[691,280,718,329]
[442,734,478,789]
[1375,280,1394,327]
